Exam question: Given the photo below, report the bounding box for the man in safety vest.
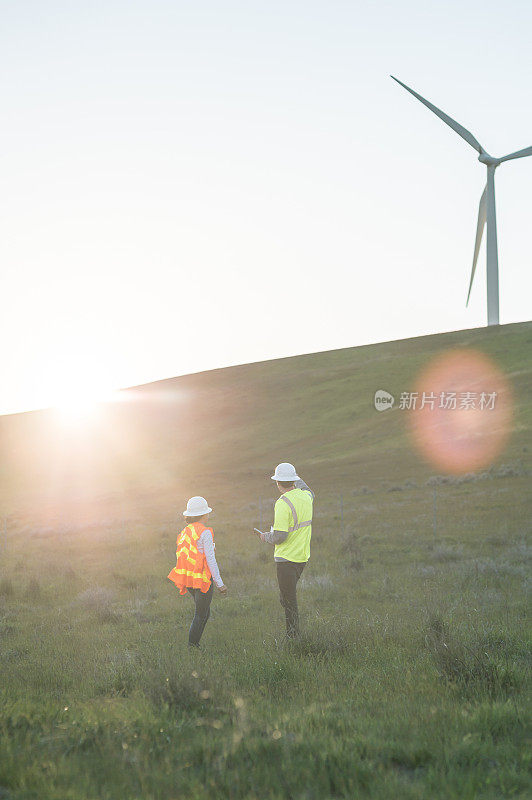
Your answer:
[255,463,314,638]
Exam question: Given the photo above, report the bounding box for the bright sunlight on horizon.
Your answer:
[1,0,531,416]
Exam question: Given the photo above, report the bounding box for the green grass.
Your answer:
[0,321,530,798]
[0,474,530,799]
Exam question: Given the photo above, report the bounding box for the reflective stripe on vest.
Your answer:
[280,494,313,532]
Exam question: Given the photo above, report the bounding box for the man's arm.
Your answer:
[260,496,291,544]
[261,528,288,545]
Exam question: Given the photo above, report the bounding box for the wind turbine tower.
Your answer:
[391,76,532,326]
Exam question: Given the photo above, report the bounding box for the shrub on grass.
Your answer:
[232,653,300,696]
[63,566,77,581]
[128,597,151,623]
[299,574,333,589]
[112,572,139,590]
[284,619,352,658]
[96,606,122,623]
[468,558,527,578]
[0,577,14,598]
[432,544,463,563]
[76,586,121,622]
[0,611,16,638]
[145,664,217,712]
[507,541,532,562]
[341,530,364,571]
[453,472,476,484]
[96,650,139,697]
[426,475,453,486]
[416,565,436,578]
[383,743,433,771]
[25,578,40,601]
[424,618,520,700]
[486,534,505,547]
[493,463,523,478]
[77,586,115,607]
[475,470,490,480]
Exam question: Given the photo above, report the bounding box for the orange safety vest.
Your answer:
[167,521,214,594]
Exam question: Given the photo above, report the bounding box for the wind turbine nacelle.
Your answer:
[478,152,500,166]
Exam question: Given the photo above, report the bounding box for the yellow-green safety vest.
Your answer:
[274,488,313,563]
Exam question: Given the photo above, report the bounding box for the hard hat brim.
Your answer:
[182,506,212,516]
[271,474,299,481]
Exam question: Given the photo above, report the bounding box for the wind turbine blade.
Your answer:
[390,75,484,154]
[466,184,487,306]
[499,145,532,163]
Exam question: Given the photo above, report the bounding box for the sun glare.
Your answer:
[51,386,120,425]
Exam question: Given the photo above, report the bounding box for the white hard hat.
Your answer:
[183,496,212,517]
[271,462,300,482]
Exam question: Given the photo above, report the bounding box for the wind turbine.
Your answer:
[391,75,532,326]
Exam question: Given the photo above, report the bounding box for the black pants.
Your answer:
[187,580,213,646]
[276,560,305,638]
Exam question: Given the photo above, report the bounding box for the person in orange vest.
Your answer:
[167,496,227,647]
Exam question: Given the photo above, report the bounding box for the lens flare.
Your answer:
[50,387,122,427]
[53,394,100,423]
[407,348,513,474]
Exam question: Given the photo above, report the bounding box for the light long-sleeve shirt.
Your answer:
[197,529,224,588]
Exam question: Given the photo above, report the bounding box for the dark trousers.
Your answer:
[276,560,305,638]
[187,580,213,645]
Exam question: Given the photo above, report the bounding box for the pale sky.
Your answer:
[1,0,531,415]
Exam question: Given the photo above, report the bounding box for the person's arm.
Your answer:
[261,527,288,544]
[260,497,290,544]
[200,530,225,588]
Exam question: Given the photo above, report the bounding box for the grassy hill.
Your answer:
[1,319,530,517]
[0,321,530,799]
